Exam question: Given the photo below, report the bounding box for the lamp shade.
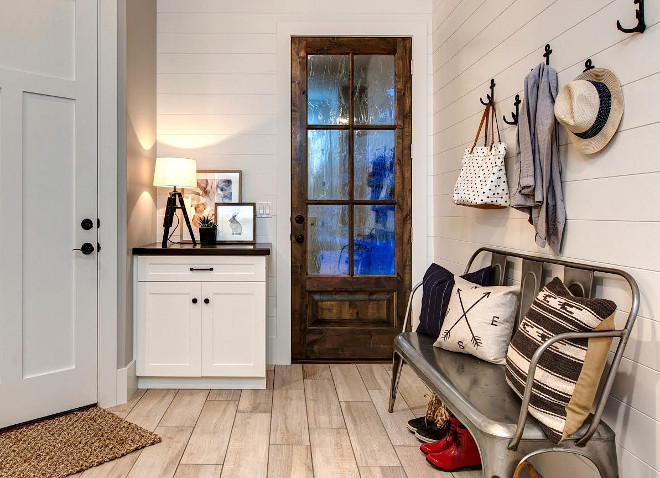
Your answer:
[153,157,197,188]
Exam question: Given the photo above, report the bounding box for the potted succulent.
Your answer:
[198,215,217,246]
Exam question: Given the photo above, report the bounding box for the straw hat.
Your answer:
[554,68,623,154]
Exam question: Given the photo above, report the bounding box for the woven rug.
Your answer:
[0,406,161,478]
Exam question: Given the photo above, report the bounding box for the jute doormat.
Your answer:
[0,406,161,478]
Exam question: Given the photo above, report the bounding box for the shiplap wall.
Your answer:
[155,0,434,364]
[431,0,660,476]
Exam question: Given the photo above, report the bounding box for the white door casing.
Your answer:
[0,0,98,428]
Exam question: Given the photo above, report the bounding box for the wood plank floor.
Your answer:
[71,364,481,478]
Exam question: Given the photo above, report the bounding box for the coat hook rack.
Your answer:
[543,44,553,65]
[583,59,596,72]
[480,79,496,106]
[617,0,646,34]
[503,94,521,126]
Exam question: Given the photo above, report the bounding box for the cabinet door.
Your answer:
[137,282,202,377]
[201,282,266,377]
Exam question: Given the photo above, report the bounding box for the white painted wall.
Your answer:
[432,0,660,476]
[118,0,158,368]
[156,0,434,364]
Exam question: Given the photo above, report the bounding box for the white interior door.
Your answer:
[0,0,99,428]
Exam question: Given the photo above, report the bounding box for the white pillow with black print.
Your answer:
[433,276,520,364]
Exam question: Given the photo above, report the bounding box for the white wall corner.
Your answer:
[116,359,137,405]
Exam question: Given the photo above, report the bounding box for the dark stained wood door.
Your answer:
[291,37,412,361]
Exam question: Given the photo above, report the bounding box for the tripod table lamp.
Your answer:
[153,157,198,248]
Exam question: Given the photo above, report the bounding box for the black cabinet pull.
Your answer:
[192,298,198,304]
[190,267,214,272]
[204,298,210,304]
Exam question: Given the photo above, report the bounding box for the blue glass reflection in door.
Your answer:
[354,205,395,276]
[307,205,349,276]
[354,130,395,200]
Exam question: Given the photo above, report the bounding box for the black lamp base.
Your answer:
[162,188,197,248]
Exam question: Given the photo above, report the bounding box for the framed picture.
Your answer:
[181,170,242,242]
[215,203,256,243]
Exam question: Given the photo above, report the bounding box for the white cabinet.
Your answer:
[201,282,265,377]
[136,281,202,377]
[135,251,268,389]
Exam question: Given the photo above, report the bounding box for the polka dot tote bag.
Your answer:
[453,102,509,208]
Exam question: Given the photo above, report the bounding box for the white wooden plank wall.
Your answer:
[155,0,434,364]
[432,0,660,476]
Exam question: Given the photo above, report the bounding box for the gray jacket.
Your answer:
[511,63,565,254]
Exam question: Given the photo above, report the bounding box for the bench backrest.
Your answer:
[479,250,597,333]
[463,247,639,444]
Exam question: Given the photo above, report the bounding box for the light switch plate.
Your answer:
[256,202,272,218]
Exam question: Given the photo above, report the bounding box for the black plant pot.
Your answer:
[199,227,217,246]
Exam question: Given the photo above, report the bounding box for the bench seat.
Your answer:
[394,332,615,443]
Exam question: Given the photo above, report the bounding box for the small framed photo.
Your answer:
[181,170,242,242]
[215,203,256,243]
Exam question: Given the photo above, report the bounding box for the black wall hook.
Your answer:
[543,44,552,65]
[583,59,596,72]
[617,0,646,34]
[480,78,496,106]
[503,94,521,126]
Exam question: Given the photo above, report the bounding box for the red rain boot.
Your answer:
[419,417,458,455]
[426,421,482,472]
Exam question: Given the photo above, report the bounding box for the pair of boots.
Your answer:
[420,416,481,472]
[407,395,481,472]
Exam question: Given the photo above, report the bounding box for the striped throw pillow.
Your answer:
[505,277,617,443]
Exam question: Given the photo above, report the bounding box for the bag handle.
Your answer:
[514,462,539,478]
[489,100,502,148]
[470,102,491,153]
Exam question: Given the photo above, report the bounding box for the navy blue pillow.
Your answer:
[416,264,492,338]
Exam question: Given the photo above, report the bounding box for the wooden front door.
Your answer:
[291,37,412,361]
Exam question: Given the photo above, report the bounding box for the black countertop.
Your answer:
[133,242,271,256]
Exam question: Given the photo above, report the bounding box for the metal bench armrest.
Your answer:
[508,329,626,450]
[402,281,424,333]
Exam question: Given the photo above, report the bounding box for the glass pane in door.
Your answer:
[354,205,395,276]
[308,130,349,200]
[307,55,349,125]
[307,205,349,276]
[354,130,395,200]
[354,55,395,125]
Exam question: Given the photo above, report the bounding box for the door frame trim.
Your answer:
[275,20,429,364]
[98,0,119,407]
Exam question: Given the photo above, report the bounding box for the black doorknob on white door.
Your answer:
[81,218,94,230]
[204,298,210,304]
[73,243,95,255]
[192,298,198,304]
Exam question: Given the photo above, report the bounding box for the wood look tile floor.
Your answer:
[71,364,481,478]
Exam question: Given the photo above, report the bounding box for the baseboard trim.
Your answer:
[116,360,137,405]
[138,376,266,389]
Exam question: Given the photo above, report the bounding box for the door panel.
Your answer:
[201,282,266,377]
[291,37,412,361]
[137,282,202,377]
[0,0,98,428]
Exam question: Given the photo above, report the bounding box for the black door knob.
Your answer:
[73,242,95,255]
[295,234,304,243]
[204,298,210,304]
[81,218,94,230]
[192,298,198,304]
[294,215,305,224]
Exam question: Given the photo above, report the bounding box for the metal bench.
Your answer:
[388,247,639,478]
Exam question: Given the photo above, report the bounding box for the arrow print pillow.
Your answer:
[433,276,520,364]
